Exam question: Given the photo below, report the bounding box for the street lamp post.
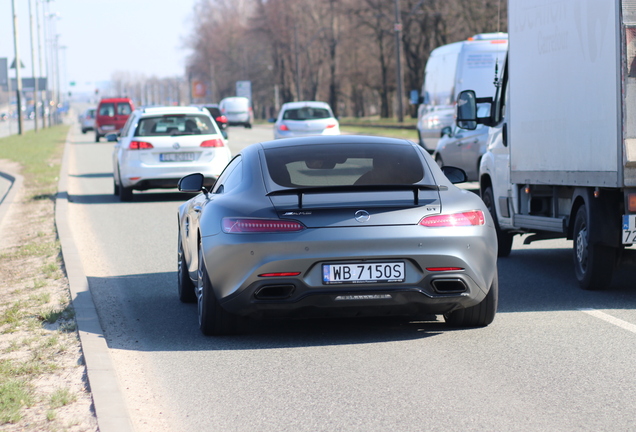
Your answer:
[29,0,39,132]
[394,0,405,123]
[11,0,24,135]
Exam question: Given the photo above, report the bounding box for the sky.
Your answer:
[1,0,199,96]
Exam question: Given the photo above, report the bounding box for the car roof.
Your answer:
[137,106,209,117]
[257,134,413,150]
[98,98,132,104]
[281,101,332,110]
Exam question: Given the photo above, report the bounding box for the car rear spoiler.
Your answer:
[267,184,444,209]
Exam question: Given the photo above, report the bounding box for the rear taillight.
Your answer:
[215,115,227,123]
[419,210,485,227]
[279,124,289,131]
[222,218,305,233]
[325,123,337,129]
[129,141,154,150]
[201,139,225,147]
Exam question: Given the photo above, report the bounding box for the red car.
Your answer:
[95,97,134,142]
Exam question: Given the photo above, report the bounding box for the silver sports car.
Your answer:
[177,135,498,335]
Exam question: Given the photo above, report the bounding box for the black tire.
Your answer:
[482,186,513,257]
[572,205,616,290]
[196,242,241,335]
[245,123,252,129]
[81,129,87,134]
[444,272,498,327]
[113,179,119,196]
[95,133,101,142]
[178,233,196,303]
[119,185,133,202]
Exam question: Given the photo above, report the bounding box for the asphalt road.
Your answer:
[66,123,636,432]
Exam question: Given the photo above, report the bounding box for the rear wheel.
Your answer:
[113,179,119,196]
[573,205,616,290]
[196,241,241,335]
[482,186,513,257]
[444,272,498,327]
[119,185,133,202]
[95,133,101,142]
[178,232,196,303]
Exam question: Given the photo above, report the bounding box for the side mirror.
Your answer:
[440,126,452,137]
[105,132,119,142]
[178,173,205,192]
[456,91,478,130]
[441,166,467,184]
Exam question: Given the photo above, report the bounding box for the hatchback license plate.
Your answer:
[323,262,405,285]
[623,215,636,244]
[160,152,195,162]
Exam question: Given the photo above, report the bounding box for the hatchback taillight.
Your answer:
[279,124,289,131]
[129,141,154,150]
[215,115,228,123]
[201,139,225,147]
[325,123,337,129]
[419,210,485,227]
[222,218,305,233]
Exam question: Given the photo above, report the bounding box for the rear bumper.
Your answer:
[201,224,497,318]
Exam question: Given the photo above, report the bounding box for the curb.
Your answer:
[56,129,135,432]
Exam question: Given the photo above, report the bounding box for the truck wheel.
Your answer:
[445,272,498,327]
[435,154,444,168]
[482,186,513,257]
[573,205,616,290]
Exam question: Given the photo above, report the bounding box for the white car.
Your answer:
[273,101,340,139]
[110,106,232,201]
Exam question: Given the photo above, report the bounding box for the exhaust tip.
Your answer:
[254,284,295,300]
[431,278,467,294]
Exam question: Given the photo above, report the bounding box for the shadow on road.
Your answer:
[82,244,636,353]
[68,191,197,204]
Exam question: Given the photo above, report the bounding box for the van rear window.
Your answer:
[264,143,426,188]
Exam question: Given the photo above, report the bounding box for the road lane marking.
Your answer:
[579,308,636,334]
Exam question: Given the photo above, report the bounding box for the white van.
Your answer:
[219,96,252,128]
[416,33,507,151]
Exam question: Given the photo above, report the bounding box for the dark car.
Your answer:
[177,135,499,335]
[196,104,228,139]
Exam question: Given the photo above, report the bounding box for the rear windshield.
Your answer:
[264,143,426,188]
[135,114,216,136]
[282,107,332,120]
[98,103,115,116]
[117,103,132,115]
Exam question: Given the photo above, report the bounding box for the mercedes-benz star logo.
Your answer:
[355,210,370,223]
[173,142,180,150]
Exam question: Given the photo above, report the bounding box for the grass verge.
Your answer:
[0,125,97,431]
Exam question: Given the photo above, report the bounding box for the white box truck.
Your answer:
[456,0,636,290]
[416,33,508,151]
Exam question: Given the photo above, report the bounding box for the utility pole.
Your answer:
[36,0,46,128]
[11,0,24,135]
[29,0,39,132]
[394,0,405,123]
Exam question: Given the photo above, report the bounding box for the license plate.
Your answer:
[623,215,636,244]
[160,152,195,162]
[102,125,115,130]
[323,262,405,285]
